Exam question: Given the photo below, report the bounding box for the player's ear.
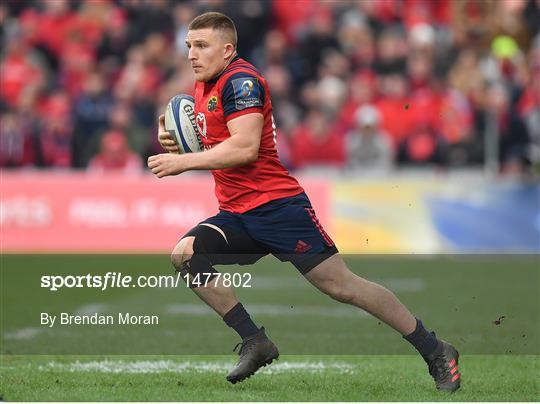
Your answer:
[223,43,235,60]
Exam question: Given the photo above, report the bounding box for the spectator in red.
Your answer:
[402,0,452,29]
[272,0,316,45]
[407,88,440,134]
[0,34,45,108]
[397,124,446,166]
[88,130,142,174]
[38,91,73,168]
[339,69,377,130]
[289,108,345,170]
[76,0,110,48]
[58,36,96,98]
[114,45,162,102]
[113,44,162,130]
[376,73,414,146]
[18,0,78,70]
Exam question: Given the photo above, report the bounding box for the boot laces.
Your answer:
[232,338,256,357]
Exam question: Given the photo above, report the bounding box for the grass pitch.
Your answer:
[1,355,538,401]
[1,254,539,401]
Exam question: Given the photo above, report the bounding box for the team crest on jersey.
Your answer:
[196,112,207,138]
[231,77,262,110]
[207,95,218,112]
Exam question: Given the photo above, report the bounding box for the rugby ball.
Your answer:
[164,94,203,153]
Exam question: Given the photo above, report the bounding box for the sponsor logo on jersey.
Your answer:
[231,77,262,110]
[207,95,218,112]
[196,112,207,138]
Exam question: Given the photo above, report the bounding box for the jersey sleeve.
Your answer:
[221,72,266,121]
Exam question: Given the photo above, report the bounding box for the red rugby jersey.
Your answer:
[194,57,303,213]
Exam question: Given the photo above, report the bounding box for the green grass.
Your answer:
[1,254,539,400]
[1,355,538,401]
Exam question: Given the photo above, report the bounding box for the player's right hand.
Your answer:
[157,114,180,154]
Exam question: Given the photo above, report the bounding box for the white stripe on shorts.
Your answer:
[199,223,229,245]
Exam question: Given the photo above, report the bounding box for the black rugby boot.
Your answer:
[425,340,461,392]
[226,327,279,384]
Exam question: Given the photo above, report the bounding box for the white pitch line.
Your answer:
[74,303,108,316]
[40,360,356,374]
[3,327,43,340]
[4,303,109,341]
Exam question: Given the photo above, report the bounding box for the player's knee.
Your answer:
[171,224,229,276]
[172,226,228,288]
[325,281,356,304]
[171,237,194,270]
[333,287,356,304]
[171,224,229,271]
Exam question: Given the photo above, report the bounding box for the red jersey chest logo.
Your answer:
[207,95,218,112]
[196,112,207,138]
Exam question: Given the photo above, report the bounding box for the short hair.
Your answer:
[188,12,237,47]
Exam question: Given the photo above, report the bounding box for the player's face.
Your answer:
[186,28,233,82]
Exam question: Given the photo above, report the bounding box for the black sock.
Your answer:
[403,318,440,359]
[223,303,260,339]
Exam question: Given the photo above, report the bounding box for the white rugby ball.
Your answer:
[164,94,202,153]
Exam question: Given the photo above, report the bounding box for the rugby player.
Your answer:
[147,12,460,391]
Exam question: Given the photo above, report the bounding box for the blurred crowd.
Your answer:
[1,0,539,176]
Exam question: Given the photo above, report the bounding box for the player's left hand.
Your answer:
[147,153,190,178]
[157,114,180,154]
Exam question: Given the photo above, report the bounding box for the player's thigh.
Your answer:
[303,253,364,304]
